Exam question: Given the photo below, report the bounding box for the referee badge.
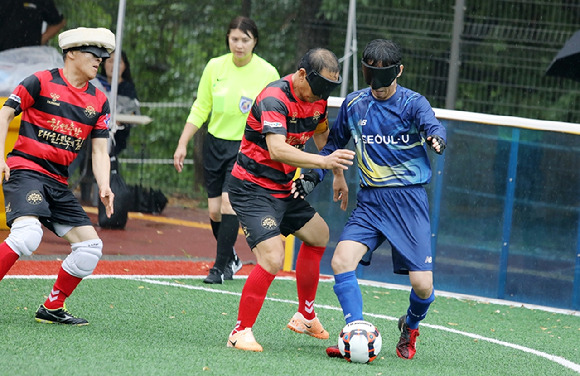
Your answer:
[239,96,252,114]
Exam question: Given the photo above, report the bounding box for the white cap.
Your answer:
[58,27,116,54]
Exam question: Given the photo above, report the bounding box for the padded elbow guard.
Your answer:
[6,218,43,257]
[62,239,103,278]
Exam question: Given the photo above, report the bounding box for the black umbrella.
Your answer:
[546,30,580,82]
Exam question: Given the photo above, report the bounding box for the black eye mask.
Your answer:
[306,70,342,100]
[361,61,400,89]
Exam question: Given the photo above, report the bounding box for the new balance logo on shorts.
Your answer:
[424,256,432,264]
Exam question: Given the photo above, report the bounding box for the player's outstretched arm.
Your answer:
[267,133,355,170]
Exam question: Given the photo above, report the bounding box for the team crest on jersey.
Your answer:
[26,190,43,205]
[48,93,60,106]
[85,106,97,118]
[312,111,321,122]
[239,96,252,114]
[261,216,278,230]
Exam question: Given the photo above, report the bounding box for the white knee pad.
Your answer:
[62,239,103,278]
[6,218,43,257]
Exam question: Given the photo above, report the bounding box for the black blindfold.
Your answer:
[306,70,342,100]
[361,61,400,89]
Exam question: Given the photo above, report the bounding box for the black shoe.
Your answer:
[224,252,243,280]
[35,305,89,326]
[203,267,224,284]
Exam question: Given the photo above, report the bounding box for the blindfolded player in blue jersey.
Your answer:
[294,39,446,361]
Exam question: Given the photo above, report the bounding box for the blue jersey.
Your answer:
[320,86,445,187]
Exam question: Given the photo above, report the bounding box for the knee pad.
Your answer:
[6,218,43,257]
[62,239,103,278]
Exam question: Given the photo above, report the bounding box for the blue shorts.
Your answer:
[339,185,433,274]
[2,169,92,232]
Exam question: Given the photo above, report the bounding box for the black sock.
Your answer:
[213,214,239,272]
[210,219,220,240]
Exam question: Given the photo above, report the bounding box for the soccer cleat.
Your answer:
[287,312,329,339]
[396,315,420,359]
[223,251,243,280]
[326,345,343,358]
[203,267,224,284]
[34,304,89,326]
[227,328,263,352]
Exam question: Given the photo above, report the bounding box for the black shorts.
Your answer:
[228,176,317,249]
[2,169,92,232]
[203,132,240,198]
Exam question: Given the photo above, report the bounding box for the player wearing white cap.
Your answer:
[0,27,116,325]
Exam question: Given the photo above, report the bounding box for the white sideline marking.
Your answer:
[6,274,580,373]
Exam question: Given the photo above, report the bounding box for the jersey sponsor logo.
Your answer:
[239,96,252,114]
[263,120,283,128]
[84,106,97,118]
[38,128,84,151]
[47,118,82,137]
[361,134,410,145]
[48,93,61,106]
[8,93,21,103]
[26,190,43,205]
[261,215,278,230]
[286,133,311,147]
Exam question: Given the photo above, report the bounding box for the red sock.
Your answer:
[295,244,325,320]
[43,267,82,309]
[0,242,19,281]
[233,264,276,333]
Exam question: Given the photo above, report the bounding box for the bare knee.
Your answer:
[409,271,433,298]
[254,239,285,274]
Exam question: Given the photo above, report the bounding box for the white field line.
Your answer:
[5,274,580,373]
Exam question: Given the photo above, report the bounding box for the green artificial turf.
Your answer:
[1,277,579,376]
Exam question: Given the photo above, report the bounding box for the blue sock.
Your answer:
[406,289,435,329]
[333,271,363,323]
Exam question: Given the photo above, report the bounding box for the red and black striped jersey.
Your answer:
[231,74,329,198]
[4,68,110,185]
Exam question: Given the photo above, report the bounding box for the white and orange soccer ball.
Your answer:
[338,320,382,363]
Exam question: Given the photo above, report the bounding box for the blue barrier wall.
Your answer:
[297,105,580,311]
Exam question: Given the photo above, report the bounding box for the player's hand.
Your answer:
[427,135,446,155]
[0,160,10,182]
[333,173,349,211]
[292,170,319,199]
[100,187,115,218]
[322,149,355,170]
[173,146,187,173]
